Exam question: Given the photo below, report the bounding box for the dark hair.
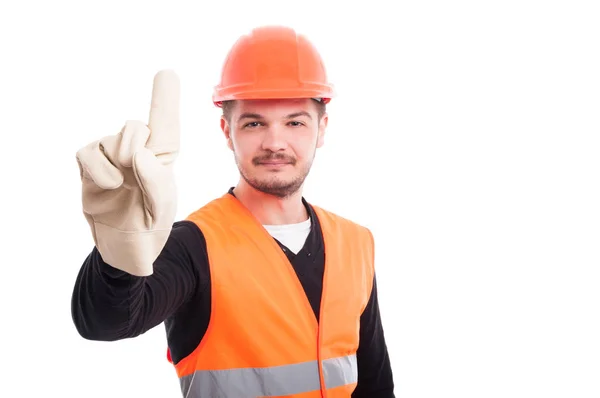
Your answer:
[221,99,326,123]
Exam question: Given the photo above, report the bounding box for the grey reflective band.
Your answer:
[179,354,357,397]
[322,354,359,388]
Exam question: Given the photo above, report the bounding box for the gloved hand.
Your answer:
[75,70,180,276]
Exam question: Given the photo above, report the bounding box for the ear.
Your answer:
[221,116,234,151]
[316,113,328,148]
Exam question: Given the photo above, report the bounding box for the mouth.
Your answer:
[258,161,291,167]
[259,161,290,165]
[254,155,296,167]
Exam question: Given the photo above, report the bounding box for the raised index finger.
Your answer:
[146,69,180,156]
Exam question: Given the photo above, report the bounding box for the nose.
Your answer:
[261,125,288,152]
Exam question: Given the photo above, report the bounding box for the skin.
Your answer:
[220,98,328,226]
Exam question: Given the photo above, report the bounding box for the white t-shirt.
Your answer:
[263,217,311,254]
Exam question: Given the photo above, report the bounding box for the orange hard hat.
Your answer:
[212,25,335,107]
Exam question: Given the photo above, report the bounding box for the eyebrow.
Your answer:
[285,111,312,120]
[237,111,312,122]
[237,112,263,122]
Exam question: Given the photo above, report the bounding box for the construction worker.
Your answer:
[71,25,395,397]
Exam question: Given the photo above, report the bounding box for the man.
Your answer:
[71,25,395,397]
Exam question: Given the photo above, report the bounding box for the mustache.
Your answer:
[252,152,296,165]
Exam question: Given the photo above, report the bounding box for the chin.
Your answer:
[244,173,306,199]
[257,176,296,189]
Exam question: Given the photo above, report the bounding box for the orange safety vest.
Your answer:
[167,193,375,397]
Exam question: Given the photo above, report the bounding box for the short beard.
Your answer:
[241,172,305,199]
[235,150,315,199]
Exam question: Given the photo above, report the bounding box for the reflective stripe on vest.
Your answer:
[180,354,357,397]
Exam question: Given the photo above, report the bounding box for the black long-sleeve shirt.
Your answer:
[71,189,395,397]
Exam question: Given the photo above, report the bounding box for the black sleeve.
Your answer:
[352,274,395,398]
[71,220,206,341]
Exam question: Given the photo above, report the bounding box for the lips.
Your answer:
[253,155,295,166]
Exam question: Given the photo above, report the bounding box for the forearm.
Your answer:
[353,274,395,397]
[71,247,145,340]
[71,221,201,341]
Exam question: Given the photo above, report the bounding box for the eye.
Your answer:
[288,121,305,127]
[243,121,262,128]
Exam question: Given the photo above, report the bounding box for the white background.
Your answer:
[1,0,599,397]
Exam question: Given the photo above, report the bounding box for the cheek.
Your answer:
[294,136,318,156]
[232,136,256,161]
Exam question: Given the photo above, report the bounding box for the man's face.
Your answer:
[221,98,327,198]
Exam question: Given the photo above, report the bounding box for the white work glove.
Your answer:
[75,70,180,276]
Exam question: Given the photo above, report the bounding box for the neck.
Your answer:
[233,180,308,225]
